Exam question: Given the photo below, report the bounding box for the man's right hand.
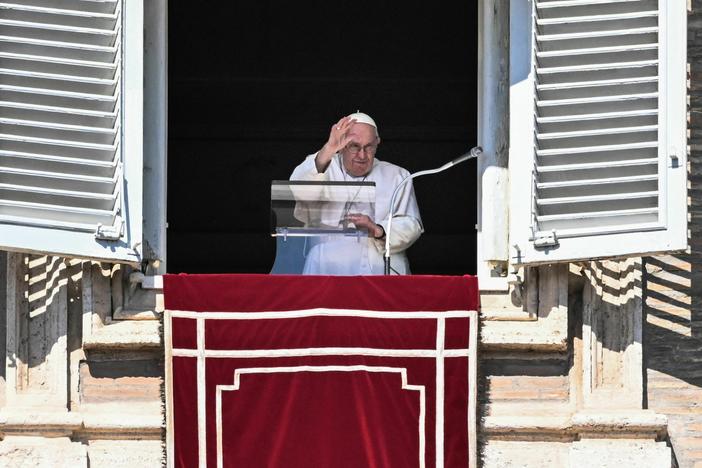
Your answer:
[315,116,356,173]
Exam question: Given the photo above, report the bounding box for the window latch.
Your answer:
[533,229,559,249]
[95,220,124,241]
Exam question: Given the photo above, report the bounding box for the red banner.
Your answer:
[165,274,478,468]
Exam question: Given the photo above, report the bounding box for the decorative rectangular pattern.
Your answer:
[0,0,123,236]
[164,274,479,468]
[532,0,662,237]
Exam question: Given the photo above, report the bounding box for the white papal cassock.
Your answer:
[290,153,423,275]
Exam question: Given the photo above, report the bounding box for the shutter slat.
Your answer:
[537,157,657,172]
[536,59,658,74]
[537,26,658,41]
[0,149,116,168]
[537,11,658,26]
[0,68,117,87]
[0,2,119,19]
[0,213,99,232]
[0,117,116,135]
[0,181,117,200]
[537,92,657,107]
[0,133,117,151]
[537,190,658,205]
[0,100,116,117]
[536,208,658,233]
[536,141,657,156]
[0,84,117,102]
[537,208,658,221]
[0,51,117,70]
[537,174,657,189]
[0,197,117,221]
[0,35,117,53]
[537,124,657,140]
[0,166,117,185]
[538,110,657,125]
[537,76,656,91]
[0,18,117,36]
[537,1,651,8]
[537,43,657,58]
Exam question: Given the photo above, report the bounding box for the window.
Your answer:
[509,0,687,265]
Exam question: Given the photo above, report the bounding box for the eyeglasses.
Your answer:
[346,142,378,156]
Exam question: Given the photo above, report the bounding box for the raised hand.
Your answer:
[315,116,356,172]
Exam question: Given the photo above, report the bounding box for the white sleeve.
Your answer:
[372,216,422,254]
[372,175,423,254]
[290,153,330,181]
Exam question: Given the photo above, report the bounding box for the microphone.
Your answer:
[384,146,482,275]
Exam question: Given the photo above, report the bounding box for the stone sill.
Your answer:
[483,410,668,440]
[83,320,161,350]
[0,406,162,439]
[480,318,569,351]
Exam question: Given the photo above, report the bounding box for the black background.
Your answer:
[167,1,478,274]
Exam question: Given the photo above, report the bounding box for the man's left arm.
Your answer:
[372,174,423,254]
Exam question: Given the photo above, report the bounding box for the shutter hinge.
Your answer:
[533,229,559,249]
[95,220,124,241]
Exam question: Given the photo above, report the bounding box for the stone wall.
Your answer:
[0,255,163,467]
[641,4,702,467]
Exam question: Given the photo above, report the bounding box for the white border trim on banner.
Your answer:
[170,308,476,320]
[215,366,426,468]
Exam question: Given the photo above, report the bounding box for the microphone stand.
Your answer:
[384,146,483,275]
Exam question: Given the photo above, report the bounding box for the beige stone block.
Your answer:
[569,439,670,468]
[87,440,163,467]
[79,359,162,404]
[651,406,702,415]
[482,441,570,468]
[646,315,693,336]
[673,437,702,447]
[646,297,692,316]
[647,255,692,272]
[0,436,86,468]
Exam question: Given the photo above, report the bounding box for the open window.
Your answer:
[0,0,149,264]
[509,0,687,265]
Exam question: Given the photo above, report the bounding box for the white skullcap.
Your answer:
[348,111,379,136]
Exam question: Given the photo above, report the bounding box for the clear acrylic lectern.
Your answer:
[270,180,376,274]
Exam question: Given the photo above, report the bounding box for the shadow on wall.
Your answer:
[643,256,702,385]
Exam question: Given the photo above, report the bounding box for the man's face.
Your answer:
[340,123,379,177]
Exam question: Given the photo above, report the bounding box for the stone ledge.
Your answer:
[0,406,162,439]
[480,319,569,351]
[572,410,668,437]
[0,411,82,436]
[484,415,573,438]
[484,410,668,440]
[83,320,161,350]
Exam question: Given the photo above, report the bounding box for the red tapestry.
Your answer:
[164,274,478,468]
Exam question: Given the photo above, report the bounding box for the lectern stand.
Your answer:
[269,180,376,274]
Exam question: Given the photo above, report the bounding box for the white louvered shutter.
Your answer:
[0,0,143,263]
[509,0,686,265]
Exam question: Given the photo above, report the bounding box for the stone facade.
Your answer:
[638,4,702,467]
[638,3,702,467]
[0,255,163,466]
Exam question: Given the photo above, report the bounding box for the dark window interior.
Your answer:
[167,1,478,274]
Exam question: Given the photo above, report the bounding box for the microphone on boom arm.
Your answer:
[384,146,483,275]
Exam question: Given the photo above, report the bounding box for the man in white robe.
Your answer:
[290,112,422,275]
